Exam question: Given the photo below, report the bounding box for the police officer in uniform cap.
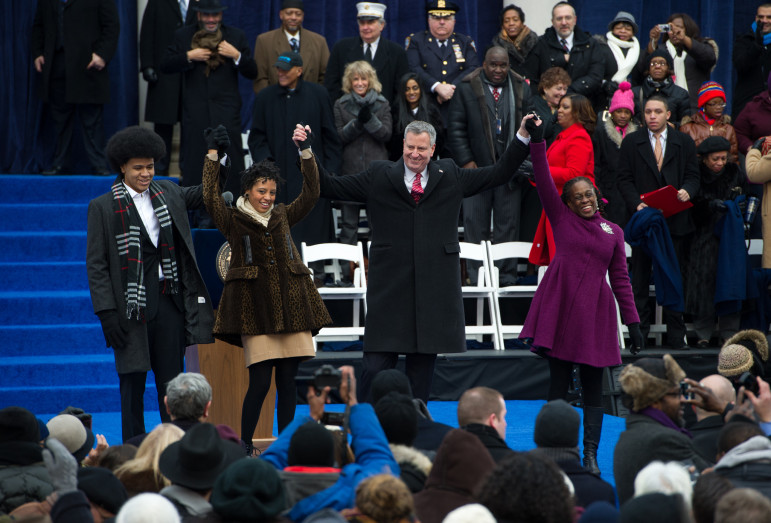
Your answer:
[405,0,479,123]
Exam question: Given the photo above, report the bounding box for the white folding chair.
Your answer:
[459,241,501,350]
[242,131,252,169]
[300,242,367,347]
[486,241,546,348]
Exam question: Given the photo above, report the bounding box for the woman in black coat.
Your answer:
[490,4,538,80]
[390,72,444,160]
[683,137,748,347]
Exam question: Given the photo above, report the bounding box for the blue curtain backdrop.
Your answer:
[1,0,754,173]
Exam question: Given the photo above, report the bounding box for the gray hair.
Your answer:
[165,372,212,421]
[404,120,437,146]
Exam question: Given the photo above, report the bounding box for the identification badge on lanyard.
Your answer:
[495,118,502,135]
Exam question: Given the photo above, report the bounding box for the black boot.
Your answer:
[582,406,604,475]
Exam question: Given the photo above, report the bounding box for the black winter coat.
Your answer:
[0,442,53,514]
[683,162,747,317]
[161,24,257,193]
[446,68,531,168]
[249,79,341,246]
[732,32,771,117]
[31,0,119,105]
[139,0,196,124]
[631,78,691,127]
[526,26,604,99]
[616,128,701,237]
[593,114,640,227]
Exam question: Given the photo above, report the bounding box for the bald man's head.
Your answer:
[694,374,736,421]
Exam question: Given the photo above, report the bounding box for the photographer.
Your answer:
[261,366,399,521]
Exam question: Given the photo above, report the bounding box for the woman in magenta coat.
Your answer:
[520,114,642,475]
[529,94,596,265]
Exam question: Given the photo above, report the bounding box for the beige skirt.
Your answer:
[241,331,315,367]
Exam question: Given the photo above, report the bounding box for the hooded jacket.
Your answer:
[714,434,771,499]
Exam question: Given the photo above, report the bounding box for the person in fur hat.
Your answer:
[680,81,739,163]
[613,355,727,503]
[592,81,639,227]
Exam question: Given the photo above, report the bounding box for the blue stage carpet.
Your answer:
[38,399,623,488]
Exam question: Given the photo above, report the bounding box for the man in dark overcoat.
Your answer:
[249,52,341,255]
[310,119,529,402]
[31,0,119,175]
[139,0,196,175]
[447,46,531,285]
[617,95,700,349]
[324,2,410,105]
[405,0,478,122]
[86,127,214,443]
[161,0,257,197]
[524,2,604,101]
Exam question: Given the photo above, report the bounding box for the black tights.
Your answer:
[241,357,301,443]
[547,358,604,408]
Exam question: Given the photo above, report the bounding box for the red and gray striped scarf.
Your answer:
[111,180,179,320]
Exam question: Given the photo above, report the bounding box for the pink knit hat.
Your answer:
[609,81,634,114]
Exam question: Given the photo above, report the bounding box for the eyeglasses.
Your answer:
[705,101,726,108]
[649,61,668,68]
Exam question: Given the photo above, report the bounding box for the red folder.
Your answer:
[640,185,693,218]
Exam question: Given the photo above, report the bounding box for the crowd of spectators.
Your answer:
[4,354,771,522]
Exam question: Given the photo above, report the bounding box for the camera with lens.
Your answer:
[739,372,760,396]
[658,24,671,32]
[295,364,342,390]
[679,381,693,400]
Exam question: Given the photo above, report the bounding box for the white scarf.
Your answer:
[606,32,640,84]
[236,195,273,227]
[666,40,688,91]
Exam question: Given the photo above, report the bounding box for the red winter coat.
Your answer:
[529,123,595,265]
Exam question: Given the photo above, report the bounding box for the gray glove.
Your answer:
[43,438,79,493]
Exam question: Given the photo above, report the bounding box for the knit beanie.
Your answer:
[287,421,335,467]
[370,369,413,403]
[648,48,673,70]
[609,81,635,114]
[210,458,286,522]
[374,392,418,446]
[533,399,580,448]
[0,406,40,443]
[718,345,755,378]
[697,81,726,109]
[78,467,129,515]
[721,330,769,378]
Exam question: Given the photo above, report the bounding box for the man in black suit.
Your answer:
[139,0,196,175]
[324,2,409,104]
[161,0,257,199]
[688,374,736,463]
[31,0,119,175]
[617,95,700,349]
[86,127,214,442]
[297,117,529,403]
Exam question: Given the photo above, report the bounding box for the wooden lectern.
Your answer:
[197,339,276,452]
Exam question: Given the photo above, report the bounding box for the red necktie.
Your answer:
[492,87,500,102]
[411,172,423,203]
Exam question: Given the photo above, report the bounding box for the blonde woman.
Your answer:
[115,423,184,496]
[334,60,392,253]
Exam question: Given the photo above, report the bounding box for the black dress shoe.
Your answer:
[42,165,64,175]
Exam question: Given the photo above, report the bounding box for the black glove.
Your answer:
[204,125,231,154]
[43,439,79,493]
[525,115,544,143]
[142,67,158,84]
[357,104,372,124]
[297,125,313,151]
[709,199,728,213]
[752,137,766,151]
[97,310,127,350]
[603,80,619,98]
[627,323,644,356]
